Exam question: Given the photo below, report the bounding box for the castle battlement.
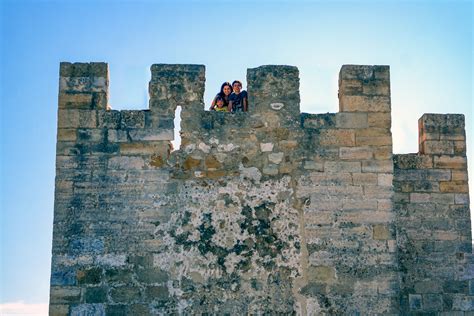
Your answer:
[50,63,472,315]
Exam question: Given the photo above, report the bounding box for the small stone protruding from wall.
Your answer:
[59,62,109,110]
[418,113,466,155]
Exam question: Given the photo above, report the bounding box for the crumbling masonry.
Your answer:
[50,62,473,315]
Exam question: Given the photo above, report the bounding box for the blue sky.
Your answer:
[0,0,472,314]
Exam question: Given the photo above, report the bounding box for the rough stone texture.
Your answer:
[50,62,471,315]
[394,113,473,315]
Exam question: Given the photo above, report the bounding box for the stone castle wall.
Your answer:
[49,62,472,315]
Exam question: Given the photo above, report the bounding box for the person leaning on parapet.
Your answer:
[213,96,228,112]
[228,80,248,112]
[209,82,232,111]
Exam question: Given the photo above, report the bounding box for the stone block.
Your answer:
[303,161,324,171]
[108,156,145,170]
[367,112,391,128]
[362,80,390,96]
[263,164,279,175]
[98,110,121,128]
[310,172,352,186]
[136,267,169,284]
[84,287,107,303]
[378,174,393,186]
[376,146,392,161]
[361,160,393,173]
[300,282,327,296]
[59,92,93,109]
[268,152,284,164]
[58,109,97,128]
[431,193,455,204]
[128,129,174,141]
[96,254,127,267]
[110,286,141,303]
[440,181,469,193]
[338,78,363,95]
[60,75,108,94]
[50,286,81,304]
[433,156,467,169]
[409,294,422,310]
[373,224,390,240]
[183,156,201,170]
[339,147,373,160]
[121,110,145,129]
[145,285,169,299]
[120,142,169,156]
[357,135,392,147]
[414,280,443,294]
[454,140,467,155]
[335,112,368,128]
[324,161,361,173]
[410,193,431,203]
[105,305,127,316]
[352,173,378,185]
[105,268,133,284]
[443,280,469,294]
[49,304,69,316]
[107,130,128,143]
[319,129,356,146]
[77,267,102,285]
[339,95,390,113]
[60,62,108,77]
[57,129,77,142]
[393,154,433,170]
[342,198,377,210]
[339,65,376,80]
[452,170,469,181]
[339,211,393,224]
[452,295,474,311]
[77,129,105,143]
[308,265,336,283]
[302,113,336,129]
[454,193,470,205]
[205,155,221,169]
[364,185,393,199]
[425,169,452,181]
[421,140,455,155]
[51,267,77,286]
[70,304,105,316]
[279,140,298,150]
[423,294,443,311]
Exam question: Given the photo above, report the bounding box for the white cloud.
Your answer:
[0,301,48,316]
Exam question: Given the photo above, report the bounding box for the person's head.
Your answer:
[216,96,224,108]
[220,82,232,96]
[232,80,242,93]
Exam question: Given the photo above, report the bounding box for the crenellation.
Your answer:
[419,113,466,155]
[50,62,471,315]
[395,112,471,314]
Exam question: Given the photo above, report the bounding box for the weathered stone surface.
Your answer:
[50,63,471,315]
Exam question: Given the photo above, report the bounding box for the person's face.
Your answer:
[217,99,224,107]
[233,83,241,93]
[223,85,232,95]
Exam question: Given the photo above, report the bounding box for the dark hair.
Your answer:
[232,80,242,87]
[217,82,232,105]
